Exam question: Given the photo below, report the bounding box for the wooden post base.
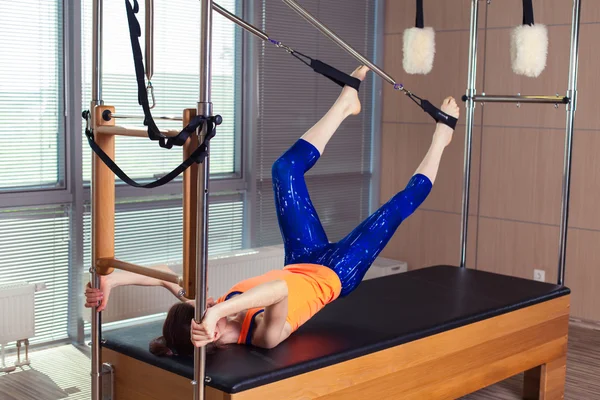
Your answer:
[524,355,567,400]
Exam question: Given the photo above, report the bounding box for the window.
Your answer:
[81,0,241,184]
[253,0,375,246]
[0,1,69,346]
[0,0,379,348]
[0,206,71,345]
[0,1,64,191]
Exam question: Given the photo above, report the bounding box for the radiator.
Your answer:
[0,282,36,344]
[88,245,406,324]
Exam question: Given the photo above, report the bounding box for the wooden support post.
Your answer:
[182,108,198,299]
[523,355,568,400]
[93,105,116,275]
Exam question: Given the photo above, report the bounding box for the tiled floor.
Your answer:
[0,344,90,400]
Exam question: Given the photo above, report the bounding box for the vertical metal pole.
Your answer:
[91,0,103,105]
[460,0,479,268]
[90,1,103,400]
[145,0,154,82]
[193,0,212,399]
[557,0,581,285]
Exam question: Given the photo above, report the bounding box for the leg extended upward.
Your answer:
[272,66,370,264]
[328,97,460,295]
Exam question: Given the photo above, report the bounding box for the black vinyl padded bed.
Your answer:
[102,265,570,399]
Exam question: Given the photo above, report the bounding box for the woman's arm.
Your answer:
[85,265,186,311]
[211,279,288,317]
[191,279,289,349]
[109,265,185,299]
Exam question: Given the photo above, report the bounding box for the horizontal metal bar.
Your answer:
[96,258,183,286]
[213,2,269,41]
[463,94,570,104]
[96,125,181,138]
[282,0,396,86]
[108,113,183,121]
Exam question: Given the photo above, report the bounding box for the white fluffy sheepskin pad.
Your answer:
[403,27,435,75]
[510,24,548,78]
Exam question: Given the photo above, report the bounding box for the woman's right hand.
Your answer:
[84,275,112,312]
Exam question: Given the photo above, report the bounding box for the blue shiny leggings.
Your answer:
[272,139,432,297]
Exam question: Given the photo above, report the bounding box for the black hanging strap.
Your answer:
[83,111,222,189]
[405,92,458,129]
[415,0,425,29]
[285,47,361,91]
[125,0,197,149]
[522,0,535,26]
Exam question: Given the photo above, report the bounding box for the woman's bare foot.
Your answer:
[336,65,369,116]
[433,97,460,147]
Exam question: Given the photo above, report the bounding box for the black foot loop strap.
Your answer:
[406,92,458,129]
[125,0,196,149]
[290,51,361,91]
[83,110,222,189]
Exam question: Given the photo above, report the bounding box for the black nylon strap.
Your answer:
[83,112,220,189]
[287,49,360,91]
[416,0,424,29]
[86,133,206,188]
[421,100,458,129]
[125,0,194,149]
[311,60,361,91]
[404,92,457,129]
[522,0,535,25]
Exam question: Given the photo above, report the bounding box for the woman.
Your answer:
[85,65,459,356]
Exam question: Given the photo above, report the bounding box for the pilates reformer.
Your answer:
[87,1,579,399]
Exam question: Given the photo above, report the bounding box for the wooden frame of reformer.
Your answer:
[89,1,576,399]
[102,294,570,400]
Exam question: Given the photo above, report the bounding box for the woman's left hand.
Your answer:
[190,307,220,348]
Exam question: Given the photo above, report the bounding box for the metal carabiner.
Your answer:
[147,81,156,109]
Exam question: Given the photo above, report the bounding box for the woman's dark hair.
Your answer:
[149,302,195,357]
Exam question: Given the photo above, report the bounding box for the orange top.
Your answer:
[216,264,342,345]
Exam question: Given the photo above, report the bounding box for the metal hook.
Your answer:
[516,92,521,108]
[270,39,294,54]
[82,110,92,133]
[147,81,156,109]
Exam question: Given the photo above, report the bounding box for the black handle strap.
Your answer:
[287,48,361,92]
[310,60,361,91]
[83,111,221,189]
[416,0,424,29]
[420,100,457,129]
[522,0,535,25]
[404,92,458,129]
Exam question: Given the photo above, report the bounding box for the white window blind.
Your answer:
[81,0,240,183]
[0,1,64,191]
[0,206,71,345]
[254,0,374,246]
[83,196,245,271]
